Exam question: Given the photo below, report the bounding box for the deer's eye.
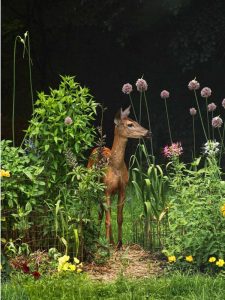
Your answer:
[127,123,134,128]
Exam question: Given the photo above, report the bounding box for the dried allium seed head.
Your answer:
[201,87,212,98]
[160,90,170,99]
[64,116,73,125]
[136,78,148,92]
[122,83,133,95]
[189,107,197,116]
[188,79,200,91]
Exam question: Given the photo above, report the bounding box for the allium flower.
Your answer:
[207,102,217,112]
[222,99,225,109]
[201,87,212,98]
[212,116,223,128]
[188,79,200,90]
[168,256,176,263]
[64,116,73,125]
[185,256,193,263]
[160,90,170,99]
[189,108,197,116]
[122,83,133,95]
[203,140,220,156]
[221,204,225,217]
[163,142,183,158]
[208,257,216,263]
[136,78,148,92]
[216,259,225,267]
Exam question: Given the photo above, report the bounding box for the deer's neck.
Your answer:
[110,128,127,169]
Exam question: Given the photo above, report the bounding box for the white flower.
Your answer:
[203,140,220,156]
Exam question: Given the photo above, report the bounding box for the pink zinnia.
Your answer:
[136,78,148,92]
[163,142,183,158]
[188,79,200,91]
[160,90,170,99]
[222,99,225,109]
[212,116,223,128]
[64,116,73,125]
[122,83,133,95]
[207,102,217,112]
[189,108,197,116]
[201,87,212,98]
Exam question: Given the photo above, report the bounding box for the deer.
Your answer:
[88,106,151,249]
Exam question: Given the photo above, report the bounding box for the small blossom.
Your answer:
[185,255,193,263]
[0,170,11,177]
[221,204,225,217]
[22,263,30,274]
[208,257,216,263]
[77,268,83,273]
[202,140,220,156]
[136,78,148,92]
[208,102,217,112]
[222,99,225,109]
[168,256,176,263]
[212,116,223,128]
[122,83,133,95]
[74,257,80,264]
[64,116,73,125]
[201,87,212,98]
[188,79,200,90]
[189,108,197,116]
[160,90,170,99]
[31,271,41,279]
[163,142,183,158]
[216,259,225,267]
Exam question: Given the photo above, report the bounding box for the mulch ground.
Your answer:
[84,244,165,281]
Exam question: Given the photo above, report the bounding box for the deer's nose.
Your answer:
[145,130,152,138]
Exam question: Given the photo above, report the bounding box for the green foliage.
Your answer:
[163,156,225,269]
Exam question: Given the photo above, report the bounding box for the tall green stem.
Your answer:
[27,32,34,113]
[192,116,196,159]
[218,126,225,166]
[129,94,138,122]
[206,98,210,139]
[164,99,172,144]
[143,92,154,156]
[212,112,214,140]
[194,90,207,141]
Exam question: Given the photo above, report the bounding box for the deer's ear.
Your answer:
[114,109,122,125]
[121,106,131,119]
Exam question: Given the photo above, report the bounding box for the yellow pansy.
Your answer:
[185,255,193,263]
[62,262,70,271]
[220,204,225,217]
[58,255,70,264]
[168,256,176,263]
[77,268,82,273]
[208,257,216,263]
[68,264,76,271]
[216,259,225,267]
[74,257,80,264]
[0,170,10,177]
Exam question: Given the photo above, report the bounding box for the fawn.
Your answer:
[88,106,150,248]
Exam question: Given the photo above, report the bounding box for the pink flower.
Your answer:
[64,116,73,125]
[136,78,148,92]
[189,108,197,116]
[122,83,133,95]
[222,99,225,109]
[207,102,217,112]
[163,142,183,158]
[212,116,223,128]
[188,79,200,90]
[160,90,170,99]
[201,87,212,98]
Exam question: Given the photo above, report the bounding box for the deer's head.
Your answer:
[114,106,151,139]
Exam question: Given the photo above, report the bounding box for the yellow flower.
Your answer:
[62,262,70,271]
[68,264,76,271]
[0,170,10,177]
[185,255,193,263]
[4,171,10,177]
[216,259,225,267]
[58,255,70,265]
[0,264,2,270]
[208,257,216,263]
[77,268,82,273]
[168,256,176,263]
[221,204,225,217]
[78,263,83,268]
[74,257,80,264]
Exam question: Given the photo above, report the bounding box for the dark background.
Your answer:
[2,0,225,163]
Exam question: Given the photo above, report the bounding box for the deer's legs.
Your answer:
[105,193,114,245]
[117,189,125,249]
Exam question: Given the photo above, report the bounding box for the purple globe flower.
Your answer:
[160,90,170,99]
[64,116,73,125]
[222,99,225,109]
[207,102,217,112]
[189,107,197,116]
[201,87,212,98]
[136,78,148,92]
[188,79,200,91]
[122,83,133,95]
[212,116,223,128]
